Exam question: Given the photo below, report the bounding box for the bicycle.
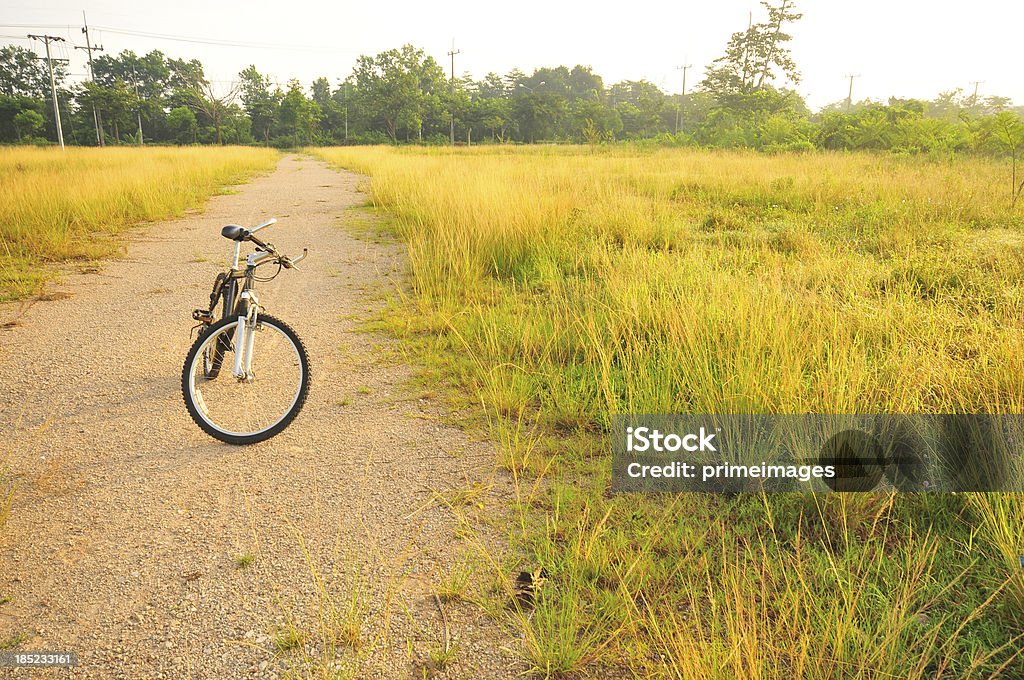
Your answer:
[182,218,311,445]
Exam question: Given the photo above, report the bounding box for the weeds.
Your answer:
[0,632,28,650]
[427,640,457,670]
[434,557,476,603]
[272,622,306,652]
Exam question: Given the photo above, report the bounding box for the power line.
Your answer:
[2,21,367,53]
[0,23,74,30]
[91,25,362,52]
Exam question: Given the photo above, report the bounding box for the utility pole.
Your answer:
[344,82,349,142]
[675,64,692,134]
[844,74,859,113]
[131,65,144,144]
[970,80,984,107]
[447,41,460,145]
[76,11,104,146]
[28,34,66,150]
[740,12,753,87]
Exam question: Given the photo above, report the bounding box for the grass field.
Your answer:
[0,146,279,301]
[315,145,1024,677]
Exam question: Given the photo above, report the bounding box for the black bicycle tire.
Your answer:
[182,313,311,445]
[203,274,236,378]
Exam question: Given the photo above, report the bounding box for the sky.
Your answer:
[2,0,1020,110]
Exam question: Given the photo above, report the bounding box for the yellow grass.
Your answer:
[317,145,1024,414]
[0,146,279,300]
[314,145,1024,678]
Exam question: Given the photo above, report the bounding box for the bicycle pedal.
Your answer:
[192,309,213,322]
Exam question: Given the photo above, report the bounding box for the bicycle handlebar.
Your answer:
[285,248,308,269]
[231,219,307,271]
[248,232,307,271]
[250,218,277,233]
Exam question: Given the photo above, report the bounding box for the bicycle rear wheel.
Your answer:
[182,314,310,445]
[201,274,235,379]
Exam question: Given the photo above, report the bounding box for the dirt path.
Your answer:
[0,155,516,678]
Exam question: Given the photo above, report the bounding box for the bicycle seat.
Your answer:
[221,225,249,241]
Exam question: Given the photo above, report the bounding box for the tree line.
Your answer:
[2,1,1023,157]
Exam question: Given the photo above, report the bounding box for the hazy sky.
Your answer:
[2,0,1020,110]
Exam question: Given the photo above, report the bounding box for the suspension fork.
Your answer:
[232,290,260,379]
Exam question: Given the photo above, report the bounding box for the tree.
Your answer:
[475,96,515,142]
[476,72,508,99]
[76,79,135,143]
[611,81,670,138]
[90,50,172,142]
[187,78,241,145]
[166,106,197,144]
[239,65,280,143]
[13,108,44,140]
[979,112,1024,207]
[701,0,802,108]
[568,65,603,101]
[350,44,446,142]
[311,77,331,107]
[0,46,51,97]
[277,80,320,145]
[0,46,62,144]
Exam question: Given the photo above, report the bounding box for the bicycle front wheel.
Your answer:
[182,314,310,445]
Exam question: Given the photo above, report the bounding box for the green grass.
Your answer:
[427,640,458,670]
[314,145,1024,677]
[434,556,476,603]
[0,632,28,650]
[272,623,306,653]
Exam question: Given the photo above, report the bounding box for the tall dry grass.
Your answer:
[0,146,279,300]
[315,145,1024,677]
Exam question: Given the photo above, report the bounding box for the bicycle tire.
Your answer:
[202,274,236,379]
[182,313,311,445]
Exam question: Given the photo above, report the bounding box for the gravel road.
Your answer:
[0,154,516,678]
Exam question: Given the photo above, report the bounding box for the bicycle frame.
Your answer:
[230,245,302,379]
[204,218,306,381]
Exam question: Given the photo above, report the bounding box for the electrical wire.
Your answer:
[2,21,365,54]
[92,25,362,53]
[0,23,73,29]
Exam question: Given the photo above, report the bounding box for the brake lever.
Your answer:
[284,248,309,270]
